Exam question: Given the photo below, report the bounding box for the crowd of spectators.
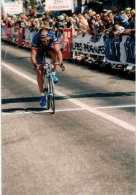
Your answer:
[1,0,135,50]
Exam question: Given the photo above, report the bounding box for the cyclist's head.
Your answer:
[39,28,49,34]
[39,28,51,45]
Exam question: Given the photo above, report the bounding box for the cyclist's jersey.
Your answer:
[32,31,58,63]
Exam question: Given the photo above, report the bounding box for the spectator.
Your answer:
[29,6,35,16]
[84,12,90,21]
[95,14,104,32]
[83,0,90,14]
[76,13,89,35]
[101,12,111,29]
[78,13,88,27]
[36,2,44,14]
[108,11,115,27]
[129,12,135,29]
[72,13,79,27]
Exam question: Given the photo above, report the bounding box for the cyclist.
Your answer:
[31,28,66,107]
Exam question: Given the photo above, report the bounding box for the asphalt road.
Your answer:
[1,42,136,195]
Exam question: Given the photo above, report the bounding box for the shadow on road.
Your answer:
[2,91,135,105]
[2,107,48,113]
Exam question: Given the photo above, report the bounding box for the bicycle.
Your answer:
[42,61,55,114]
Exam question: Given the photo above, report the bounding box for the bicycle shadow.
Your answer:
[2,107,48,113]
[2,91,135,104]
[2,91,135,113]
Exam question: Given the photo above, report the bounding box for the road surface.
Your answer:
[1,42,136,195]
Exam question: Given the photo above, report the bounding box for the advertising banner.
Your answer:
[104,35,135,65]
[2,0,23,15]
[63,28,72,59]
[46,0,73,11]
[72,33,105,56]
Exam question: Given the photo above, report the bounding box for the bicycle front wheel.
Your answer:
[48,76,55,114]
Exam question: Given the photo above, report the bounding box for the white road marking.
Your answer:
[95,104,136,109]
[2,62,136,132]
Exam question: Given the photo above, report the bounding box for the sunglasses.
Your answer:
[40,37,50,42]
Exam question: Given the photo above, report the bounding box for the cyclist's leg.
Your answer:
[47,45,66,72]
[36,65,44,93]
[47,50,59,84]
[47,50,57,72]
[35,64,46,106]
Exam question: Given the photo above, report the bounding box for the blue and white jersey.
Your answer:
[31,31,58,63]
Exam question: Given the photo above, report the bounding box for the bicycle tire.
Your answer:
[49,76,55,114]
[46,94,50,110]
[45,77,50,110]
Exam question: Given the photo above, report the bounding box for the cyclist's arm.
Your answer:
[47,32,63,65]
[31,49,42,70]
[31,33,40,65]
[53,43,63,65]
